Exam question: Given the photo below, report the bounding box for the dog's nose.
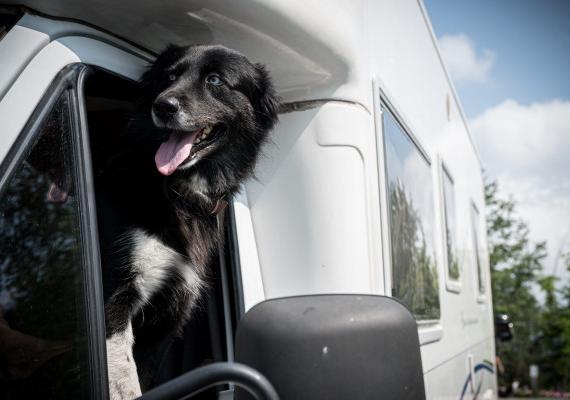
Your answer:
[153,97,180,116]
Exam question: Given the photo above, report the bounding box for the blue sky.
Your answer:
[424,0,570,279]
[425,0,570,117]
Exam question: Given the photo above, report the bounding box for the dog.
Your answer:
[95,44,279,400]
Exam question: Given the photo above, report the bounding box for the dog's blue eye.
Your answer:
[206,74,223,86]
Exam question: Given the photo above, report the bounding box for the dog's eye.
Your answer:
[168,73,177,82]
[206,74,224,86]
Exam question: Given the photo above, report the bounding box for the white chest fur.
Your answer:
[128,229,203,305]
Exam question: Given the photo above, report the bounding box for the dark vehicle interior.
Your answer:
[84,68,243,397]
[0,6,21,40]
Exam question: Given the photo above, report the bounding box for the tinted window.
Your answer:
[0,92,90,398]
[442,165,460,282]
[383,108,440,320]
[471,203,485,295]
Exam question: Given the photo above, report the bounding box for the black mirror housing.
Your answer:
[495,313,514,342]
[235,294,426,400]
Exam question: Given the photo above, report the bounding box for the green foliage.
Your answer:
[486,179,570,392]
[0,164,81,337]
[445,222,460,280]
[535,258,570,390]
[448,253,460,281]
[389,183,440,320]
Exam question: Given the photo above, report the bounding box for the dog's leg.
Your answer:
[106,321,141,400]
[104,230,184,399]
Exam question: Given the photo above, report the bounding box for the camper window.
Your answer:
[441,162,461,291]
[471,202,486,297]
[382,106,440,321]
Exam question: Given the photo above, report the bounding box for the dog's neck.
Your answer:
[163,174,231,270]
[164,171,233,216]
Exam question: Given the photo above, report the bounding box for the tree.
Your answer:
[559,256,570,389]
[485,180,547,388]
[389,182,439,320]
[536,255,570,391]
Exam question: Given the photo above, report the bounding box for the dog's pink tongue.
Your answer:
[155,131,199,176]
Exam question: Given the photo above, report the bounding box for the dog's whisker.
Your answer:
[169,187,183,197]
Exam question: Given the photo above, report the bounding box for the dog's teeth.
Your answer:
[201,134,207,139]
[203,127,212,135]
[195,138,201,144]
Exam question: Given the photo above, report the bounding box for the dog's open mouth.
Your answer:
[154,126,217,176]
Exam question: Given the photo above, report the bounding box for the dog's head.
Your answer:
[141,44,279,183]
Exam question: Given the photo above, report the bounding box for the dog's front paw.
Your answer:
[109,375,142,400]
[106,323,142,400]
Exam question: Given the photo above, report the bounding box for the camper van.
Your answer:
[0,1,498,399]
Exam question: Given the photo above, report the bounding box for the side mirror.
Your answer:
[495,313,514,342]
[235,295,426,400]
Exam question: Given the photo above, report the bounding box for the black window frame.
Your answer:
[224,204,246,325]
[0,63,108,400]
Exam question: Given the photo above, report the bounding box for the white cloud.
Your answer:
[470,99,570,183]
[438,34,495,84]
[469,99,570,280]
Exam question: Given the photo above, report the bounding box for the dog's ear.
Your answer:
[141,44,187,101]
[253,63,280,131]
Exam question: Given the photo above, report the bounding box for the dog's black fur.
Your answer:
[96,44,278,396]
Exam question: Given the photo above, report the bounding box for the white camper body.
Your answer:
[0,1,497,398]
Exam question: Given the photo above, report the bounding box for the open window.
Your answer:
[83,67,239,397]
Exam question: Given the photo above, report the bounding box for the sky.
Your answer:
[424,0,570,280]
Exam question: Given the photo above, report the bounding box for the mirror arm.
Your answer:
[137,362,279,400]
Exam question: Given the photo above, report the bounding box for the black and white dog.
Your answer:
[96,44,278,399]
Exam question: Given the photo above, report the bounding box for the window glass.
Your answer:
[471,203,485,295]
[383,108,440,320]
[0,92,90,399]
[442,165,460,281]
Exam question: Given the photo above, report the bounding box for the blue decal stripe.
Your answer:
[459,363,495,400]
